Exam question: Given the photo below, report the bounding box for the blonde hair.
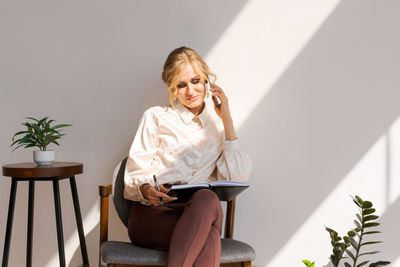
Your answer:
[161,46,216,108]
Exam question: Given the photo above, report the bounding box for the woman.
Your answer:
[123,46,252,267]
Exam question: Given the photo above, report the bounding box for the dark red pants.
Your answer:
[127,189,223,267]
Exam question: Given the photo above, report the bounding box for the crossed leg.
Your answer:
[166,189,223,267]
[127,189,223,267]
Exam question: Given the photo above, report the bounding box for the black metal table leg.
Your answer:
[2,180,17,267]
[69,176,89,266]
[52,178,66,267]
[27,181,35,267]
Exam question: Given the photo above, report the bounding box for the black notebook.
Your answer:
[167,181,249,202]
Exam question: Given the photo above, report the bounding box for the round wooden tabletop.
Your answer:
[2,162,83,178]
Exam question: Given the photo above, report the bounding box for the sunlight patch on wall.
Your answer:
[387,118,400,206]
[46,202,99,266]
[205,0,341,128]
[263,116,400,267]
[392,257,400,267]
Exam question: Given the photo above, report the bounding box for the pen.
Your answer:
[153,175,163,205]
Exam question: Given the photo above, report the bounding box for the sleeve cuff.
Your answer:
[224,138,241,151]
[124,184,152,206]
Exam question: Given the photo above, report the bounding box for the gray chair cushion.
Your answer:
[102,238,256,265]
[102,241,167,265]
[112,157,131,227]
[220,238,256,263]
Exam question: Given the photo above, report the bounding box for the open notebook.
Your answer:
[168,180,249,202]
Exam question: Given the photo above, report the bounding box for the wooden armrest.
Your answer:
[99,184,112,267]
[225,197,236,238]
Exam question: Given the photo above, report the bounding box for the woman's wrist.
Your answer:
[223,118,238,141]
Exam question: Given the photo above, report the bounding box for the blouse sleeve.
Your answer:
[123,108,159,205]
[216,139,253,182]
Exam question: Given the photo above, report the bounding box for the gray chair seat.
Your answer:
[102,238,256,265]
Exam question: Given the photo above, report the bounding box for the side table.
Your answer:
[1,162,89,267]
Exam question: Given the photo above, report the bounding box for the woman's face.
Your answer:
[175,63,205,115]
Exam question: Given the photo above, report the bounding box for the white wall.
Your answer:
[1,0,399,266]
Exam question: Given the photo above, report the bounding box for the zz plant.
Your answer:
[303,195,390,267]
[11,117,71,151]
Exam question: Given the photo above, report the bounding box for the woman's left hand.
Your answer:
[209,84,232,122]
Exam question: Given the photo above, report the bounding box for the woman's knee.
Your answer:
[189,190,222,214]
[191,189,219,203]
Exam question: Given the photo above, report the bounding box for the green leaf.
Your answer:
[24,144,37,151]
[359,251,380,257]
[326,227,337,235]
[354,220,362,230]
[357,260,370,267]
[24,144,38,148]
[364,231,381,235]
[12,130,29,137]
[44,128,58,134]
[353,199,362,208]
[364,215,379,222]
[52,123,72,130]
[11,143,26,152]
[52,140,60,146]
[10,138,23,147]
[302,259,315,267]
[364,208,376,215]
[364,222,380,228]
[362,201,373,208]
[355,195,364,203]
[356,213,363,224]
[369,261,391,267]
[25,117,40,122]
[345,249,356,260]
[344,262,352,267]
[361,241,382,247]
[38,117,49,125]
[32,124,42,136]
[19,134,35,144]
[347,231,356,238]
[348,237,358,250]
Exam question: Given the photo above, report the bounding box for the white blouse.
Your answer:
[123,100,253,205]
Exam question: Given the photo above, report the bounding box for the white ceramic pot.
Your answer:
[33,150,55,166]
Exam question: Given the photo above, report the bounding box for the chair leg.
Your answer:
[99,184,112,267]
[243,261,251,267]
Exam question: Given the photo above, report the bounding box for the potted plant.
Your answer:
[10,117,72,166]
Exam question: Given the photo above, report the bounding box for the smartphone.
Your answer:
[205,76,221,107]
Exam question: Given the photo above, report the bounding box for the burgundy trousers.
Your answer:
[127,189,223,267]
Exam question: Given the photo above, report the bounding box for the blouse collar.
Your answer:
[175,100,209,127]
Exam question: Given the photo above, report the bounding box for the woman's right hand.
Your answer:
[140,184,177,206]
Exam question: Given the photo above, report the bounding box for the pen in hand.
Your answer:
[153,175,163,205]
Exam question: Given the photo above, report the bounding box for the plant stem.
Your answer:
[353,212,364,267]
[338,249,346,267]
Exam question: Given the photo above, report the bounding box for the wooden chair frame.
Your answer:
[99,184,251,267]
